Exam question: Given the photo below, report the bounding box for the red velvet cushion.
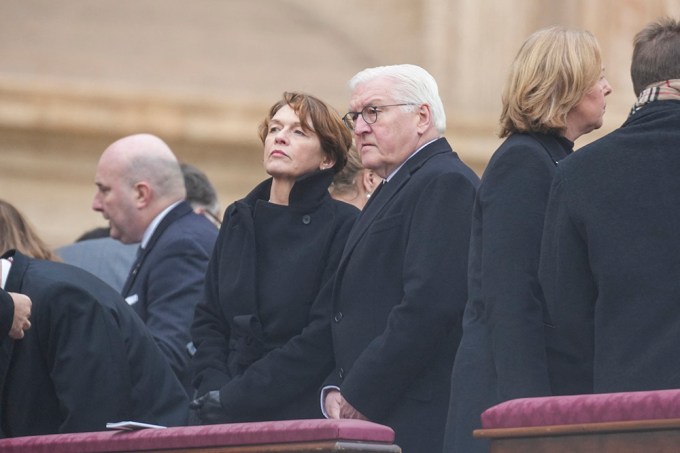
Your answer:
[0,419,395,453]
[481,389,680,429]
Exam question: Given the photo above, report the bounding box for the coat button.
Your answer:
[333,312,343,323]
[339,368,345,380]
[302,214,311,224]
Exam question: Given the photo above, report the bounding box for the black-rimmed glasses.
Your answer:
[342,104,416,130]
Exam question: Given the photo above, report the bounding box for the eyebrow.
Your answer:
[269,119,303,127]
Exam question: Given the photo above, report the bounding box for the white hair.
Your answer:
[348,64,446,134]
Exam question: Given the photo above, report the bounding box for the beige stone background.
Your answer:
[0,0,678,248]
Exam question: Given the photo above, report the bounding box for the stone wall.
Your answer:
[0,0,677,247]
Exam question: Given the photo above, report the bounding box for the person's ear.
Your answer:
[363,170,382,194]
[133,182,152,208]
[319,154,336,171]
[416,103,432,134]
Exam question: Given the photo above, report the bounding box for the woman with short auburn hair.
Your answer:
[190,91,359,424]
[443,26,612,453]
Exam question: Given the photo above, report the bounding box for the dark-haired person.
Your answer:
[539,17,680,397]
[190,92,359,423]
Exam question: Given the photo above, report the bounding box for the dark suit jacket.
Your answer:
[539,100,680,395]
[191,170,359,422]
[122,201,217,394]
[327,138,479,453]
[0,290,12,338]
[443,132,572,453]
[0,251,188,437]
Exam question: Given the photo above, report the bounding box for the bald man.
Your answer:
[93,134,218,395]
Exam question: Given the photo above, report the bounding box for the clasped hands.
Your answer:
[324,389,368,420]
[189,390,226,424]
[190,388,369,424]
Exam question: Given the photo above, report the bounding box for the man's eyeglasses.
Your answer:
[342,104,416,130]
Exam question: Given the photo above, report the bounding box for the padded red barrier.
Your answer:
[481,389,680,429]
[0,419,395,453]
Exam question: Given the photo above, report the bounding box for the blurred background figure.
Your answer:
[181,162,222,227]
[444,25,611,453]
[92,133,218,396]
[329,146,382,210]
[0,200,59,262]
[0,199,188,437]
[56,227,137,292]
[190,91,358,424]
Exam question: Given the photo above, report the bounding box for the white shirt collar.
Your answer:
[384,137,439,182]
[140,201,181,249]
[1,258,11,290]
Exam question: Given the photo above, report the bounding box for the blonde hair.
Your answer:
[330,145,363,197]
[0,199,59,261]
[499,26,602,137]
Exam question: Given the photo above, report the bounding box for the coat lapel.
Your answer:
[339,138,449,264]
[121,201,193,296]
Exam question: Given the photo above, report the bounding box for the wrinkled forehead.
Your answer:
[349,77,396,110]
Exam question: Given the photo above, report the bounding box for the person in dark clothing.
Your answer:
[0,200,188,437]
[0,289,31,340]
[444,26,611,453]
[323,64,479,453]
[92,134,218,395]
[190,92,358,423]
[0,200,34,340]
[539,17,680,397]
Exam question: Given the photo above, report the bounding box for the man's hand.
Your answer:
[324,389,343,419]
[189,390,226,424]
[324,389,369,421]
[9,292,31,340]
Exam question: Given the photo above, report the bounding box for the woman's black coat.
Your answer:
[191,170,359,422]
[443,132,572,453]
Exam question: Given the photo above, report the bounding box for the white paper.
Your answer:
[106,421,167,430]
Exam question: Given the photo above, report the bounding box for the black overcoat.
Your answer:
[443,132,572,453]
[327,138,479,453]
[0,290,12,338]
[191,170,359,422]
[0,251,189,437]
[539,100,680,395]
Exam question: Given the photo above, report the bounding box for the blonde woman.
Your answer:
[329,146,382,210]
[443,26,611,453]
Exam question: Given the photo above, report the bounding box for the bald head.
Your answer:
[101,134,186,200]
[93,134,186,243]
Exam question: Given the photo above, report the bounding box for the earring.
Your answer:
[366,192,372,199]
